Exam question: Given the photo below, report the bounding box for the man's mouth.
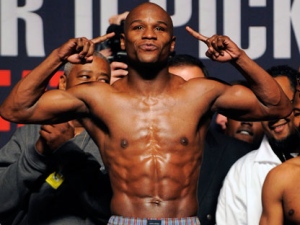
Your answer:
[237,129,253,136]
[140,43,157,51]
[269,119,289,133]
[272,123,286,133]
[238,130,252,135]
[237,124,253,136]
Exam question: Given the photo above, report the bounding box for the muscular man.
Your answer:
[259,81,300,225]
[0,2,292,224]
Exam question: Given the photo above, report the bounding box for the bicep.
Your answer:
[27,89,88,124]
[259,171,284,225]
[213,84,269,121]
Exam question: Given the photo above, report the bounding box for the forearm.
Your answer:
[232,51,292,117]
[0,49,64,121]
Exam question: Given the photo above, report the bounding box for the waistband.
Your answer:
[108,216,200,225]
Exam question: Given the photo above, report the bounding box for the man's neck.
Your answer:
[126,64,172,96]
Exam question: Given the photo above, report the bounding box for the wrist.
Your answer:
[52,48,68,64]
[231,49,247,65]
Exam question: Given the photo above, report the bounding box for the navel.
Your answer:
[150,198,162,206]
[120,139,128,148]
[180,137,189,146]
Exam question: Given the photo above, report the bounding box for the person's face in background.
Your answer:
[59,56,111,90]
[261,76,296,146]
[225,119,264,149]
[169,65,205,81]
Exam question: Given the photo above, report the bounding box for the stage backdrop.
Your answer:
[0,0,300,147]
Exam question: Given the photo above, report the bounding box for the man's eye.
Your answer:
[155,26,165,31]
[133,25,143,30]
[294,112,300,117]
[79,75,89,79]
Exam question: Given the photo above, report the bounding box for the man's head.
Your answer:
[59,51,111,90]
[168,54,209,80]
[225,119,264,149]
[121,2,176,67]
[262,65,298,152]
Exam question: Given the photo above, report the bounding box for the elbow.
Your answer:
[0,104,30,124]
[267,100,293,120]
[278,96,293,118]
[0,108,18,123]
[282,103,293,118]
[282,106,293,119]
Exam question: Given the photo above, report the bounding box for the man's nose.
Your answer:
[241,121,253,126]
[142,27,157,39]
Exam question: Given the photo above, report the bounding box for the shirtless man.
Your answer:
[259,85,300,225]
[0,2,292,224]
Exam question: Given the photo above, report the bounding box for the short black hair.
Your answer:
[266,65,298,93]
[168,54,209,77]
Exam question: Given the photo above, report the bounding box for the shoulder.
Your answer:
[267,158,300,180]
[68,82,116,101]
[177,77,230,104]
[184,77,229,89]
[262,162,290,195]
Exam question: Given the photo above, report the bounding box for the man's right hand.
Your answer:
[36,122,75,155]
[57,32,115,63]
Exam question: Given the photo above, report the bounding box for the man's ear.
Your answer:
[58,74,67,90]
[120,33,125,50]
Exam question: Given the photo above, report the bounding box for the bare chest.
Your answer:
[283,186,300,224]
[107,96,205,141]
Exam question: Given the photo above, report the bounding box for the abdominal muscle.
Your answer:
[107,140,202,218]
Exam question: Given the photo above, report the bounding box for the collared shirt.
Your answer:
[215,136,281,225]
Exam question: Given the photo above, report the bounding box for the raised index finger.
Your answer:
[91,32,115,44]
[186,26,208,43]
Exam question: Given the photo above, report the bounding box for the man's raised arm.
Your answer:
[0,33,114,123]
[186,26,292,121]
